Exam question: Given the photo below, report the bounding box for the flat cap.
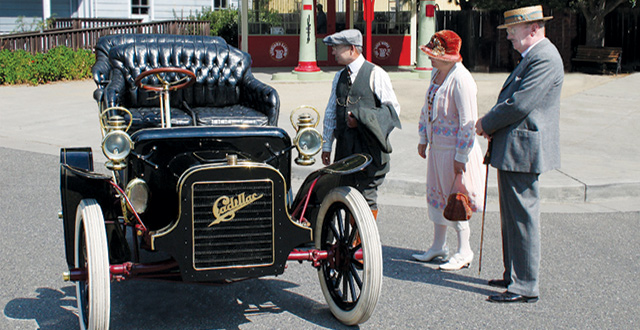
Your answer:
[323,29,363,47]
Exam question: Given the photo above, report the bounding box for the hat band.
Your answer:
[504,10,544,25]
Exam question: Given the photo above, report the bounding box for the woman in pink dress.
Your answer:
[412,30,485,271]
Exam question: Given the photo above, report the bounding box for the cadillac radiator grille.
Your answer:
[192,180,274,269]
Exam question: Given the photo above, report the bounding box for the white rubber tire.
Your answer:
[315,187,383,325]
[75,199,111,330]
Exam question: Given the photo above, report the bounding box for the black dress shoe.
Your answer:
[488,279,510,288]
[488,291,538,303]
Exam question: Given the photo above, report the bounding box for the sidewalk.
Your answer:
[1,70,638,212]
[257,69,640,212]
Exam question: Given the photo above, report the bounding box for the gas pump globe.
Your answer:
[290,106,323,165]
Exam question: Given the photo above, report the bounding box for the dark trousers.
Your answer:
[497,170,541,297]
[353,172,385,211]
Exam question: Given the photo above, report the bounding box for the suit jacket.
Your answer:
[481,38,564,174]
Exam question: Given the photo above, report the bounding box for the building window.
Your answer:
[214,0,228,10]
[132,0,150,15]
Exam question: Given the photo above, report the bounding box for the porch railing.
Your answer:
[0,20,210,55]
[50,18,144,30]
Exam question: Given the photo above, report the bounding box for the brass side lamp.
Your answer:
[290,106,323,166]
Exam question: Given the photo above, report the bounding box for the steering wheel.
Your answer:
[134,67,196,92]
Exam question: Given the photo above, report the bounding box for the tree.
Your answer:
[450,0,637,47]
[575,0,636,46]
[189,8,239,46]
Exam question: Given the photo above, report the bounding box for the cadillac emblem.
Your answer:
[209,192,264,227]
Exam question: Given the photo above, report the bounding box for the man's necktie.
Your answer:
[346,66,352,88]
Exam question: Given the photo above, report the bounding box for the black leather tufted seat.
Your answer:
[92,34,279,132]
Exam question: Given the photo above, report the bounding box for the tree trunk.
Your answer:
[584,13,606,47]
[580,0,628,47]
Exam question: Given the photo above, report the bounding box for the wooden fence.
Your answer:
[437,9,580,72]
[437,8,640,72]
[0,20,210,55]
[601,8,640,71]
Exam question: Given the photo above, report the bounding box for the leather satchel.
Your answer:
[443,174,473,221]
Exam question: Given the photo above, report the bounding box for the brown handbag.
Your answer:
[443,173,473,221]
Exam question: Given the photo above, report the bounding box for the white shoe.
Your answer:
[412,247,449,262]
[439,252,473,271]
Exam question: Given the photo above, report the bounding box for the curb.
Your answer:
[291,166,640,203]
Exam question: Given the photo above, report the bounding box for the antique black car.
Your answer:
[59,34,382,329]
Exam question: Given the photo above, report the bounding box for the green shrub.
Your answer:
[0,49,35,84]
[190,8,239,46]
[0,46,95,85]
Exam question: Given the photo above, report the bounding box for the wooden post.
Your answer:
[241,0,249,52]
[327,0,336,34]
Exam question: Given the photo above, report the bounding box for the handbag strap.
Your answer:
[448,172,469,195]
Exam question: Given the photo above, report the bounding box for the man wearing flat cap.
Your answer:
[321,29,401,220]
[475,5,563,303]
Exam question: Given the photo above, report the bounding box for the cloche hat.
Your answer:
[419,30,462,63]
[498,5,553,29]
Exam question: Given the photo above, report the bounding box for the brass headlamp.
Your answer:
[100,107,133,170]
[290,106,323,166]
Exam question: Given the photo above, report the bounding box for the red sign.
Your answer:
[269,41,289,62]
[247,35,411,67]
[374,41,392,60]
[426,5,436,17]
[303,4,312,11]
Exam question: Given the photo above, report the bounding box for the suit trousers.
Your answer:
[497,170,541,297]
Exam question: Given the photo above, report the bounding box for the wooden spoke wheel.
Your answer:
[315,187,383,325]
[74,199,110,330]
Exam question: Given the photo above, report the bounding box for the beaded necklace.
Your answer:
[427,83,440,122]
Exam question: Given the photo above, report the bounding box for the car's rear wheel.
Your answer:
[315,187,382,325]
[75,199,110,330]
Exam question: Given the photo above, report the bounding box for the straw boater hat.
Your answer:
[498,5,553,29]
[419,30,462,63]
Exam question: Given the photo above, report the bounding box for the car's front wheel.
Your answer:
[315,187,382,325]
[74,199,110,330]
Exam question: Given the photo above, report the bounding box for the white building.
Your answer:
[0,0,239,34]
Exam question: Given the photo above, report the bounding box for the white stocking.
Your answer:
[430,224,448,251]
[455,224,472,257]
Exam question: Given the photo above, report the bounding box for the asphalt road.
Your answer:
[1,147,639,329]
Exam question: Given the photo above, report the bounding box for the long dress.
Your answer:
[418,63,485,226]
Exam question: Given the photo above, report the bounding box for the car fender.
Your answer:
[290,154,372,229]
[60,148,120,267]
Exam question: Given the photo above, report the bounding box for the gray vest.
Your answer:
[334,62,390,176]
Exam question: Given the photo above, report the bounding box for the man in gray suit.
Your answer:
[475,5,564,303]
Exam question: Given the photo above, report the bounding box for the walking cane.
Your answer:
[478,141,492,274]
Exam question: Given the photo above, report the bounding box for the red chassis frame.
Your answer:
[64,248,364,282]
[64,175,364,282]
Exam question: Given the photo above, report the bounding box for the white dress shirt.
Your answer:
[322,54,401,152]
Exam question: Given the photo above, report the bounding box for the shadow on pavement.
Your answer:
[382,245,496,297]
[4,286,78,330]
[5,279,355,330]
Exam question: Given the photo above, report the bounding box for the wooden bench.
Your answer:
[572,45,622,75]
